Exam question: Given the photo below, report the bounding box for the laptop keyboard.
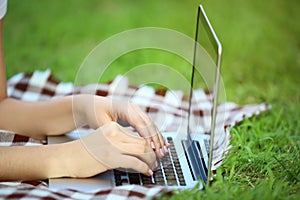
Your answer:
[113,137,186,186]
[204,139,210,155]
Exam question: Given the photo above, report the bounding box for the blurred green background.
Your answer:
[3,0,300,104]
[3,0,300,198]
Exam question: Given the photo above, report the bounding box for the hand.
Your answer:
[73,95,170,158]
[67,122,157,178]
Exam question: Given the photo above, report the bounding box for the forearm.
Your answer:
[0,143,70,181]
[0,139,107,181]
[0,95,88,140]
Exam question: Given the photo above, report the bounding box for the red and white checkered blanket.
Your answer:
[0,70,268,199]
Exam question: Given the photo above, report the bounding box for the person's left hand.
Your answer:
[73,95,170,158]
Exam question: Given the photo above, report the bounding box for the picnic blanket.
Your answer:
[0,69,268,199]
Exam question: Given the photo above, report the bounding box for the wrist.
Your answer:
[46,142,75,178]
[54,139,108,178]
[72,94,94,128]
[74,94,112,129]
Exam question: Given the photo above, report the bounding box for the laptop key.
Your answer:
[115,179,122,186]
[153,170,165,185]
[166,137,187,186]
[121,178,129,185]
[141,173,156,185]
[113,169,122,186]
[167,179,178,186]
[114,137,187,187]
[128,173,141,185]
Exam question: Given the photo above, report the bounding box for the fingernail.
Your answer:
[166,141,171,147]
[150,141,155,149]
[155,161,158,168]
[160,148,164,156]
[148,169,153,176]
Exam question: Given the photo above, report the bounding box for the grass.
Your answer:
[160,105,300,199]
[3,0,300,199]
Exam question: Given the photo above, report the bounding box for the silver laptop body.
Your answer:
[48,4,222,191]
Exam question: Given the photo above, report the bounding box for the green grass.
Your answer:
[160,105,300,199]
[3,0,300,199]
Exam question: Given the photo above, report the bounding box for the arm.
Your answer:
[0,94,157,181]
[0,18,84,181]
[0,15,79,140]
[0,17,166,149]
[0,17,166,180]
[0,96,80,140]
[0,141,78,181]
[0,122,156,180]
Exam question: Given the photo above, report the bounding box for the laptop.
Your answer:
[48,4,223,191]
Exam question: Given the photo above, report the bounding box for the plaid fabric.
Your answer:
[0,69,269,199]
[0,182,168,200]
[0,130,43,146]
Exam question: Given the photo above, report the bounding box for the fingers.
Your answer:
[107,124,157,165]
[120,117,167,158]
[91,97,169,153]
[103,122,147,146]
[121,155,154,176]
[118,143,147,154]
[81,122,156,172]
[122,146,157,171]
[93,97,170,156]
[134,122,169,158]
[116,102,170,155]
[102,122,157,172]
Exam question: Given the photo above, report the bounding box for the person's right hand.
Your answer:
[66,122,157,178]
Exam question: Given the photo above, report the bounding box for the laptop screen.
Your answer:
[187,4,223,184]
